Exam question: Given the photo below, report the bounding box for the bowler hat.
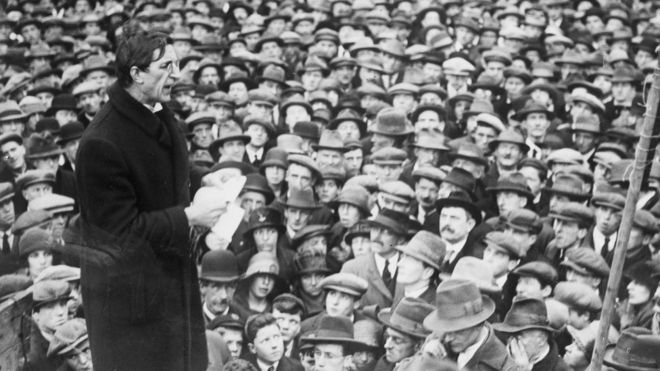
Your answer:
[604,327,660,371]
[200,250,241,283]
[47,318,88,357]
[242,174,274,204]
[45,94,77,116]
[244,206,285,236]
[395,231,445,270]
[32,279,71,310]
[285,187,320,210]
[56,121,84,145]
[493,297,554,334]
[301,315,365,349]
[294,253,331,276]
[436,190,482,224]
[320,272,368,297]
[369,107,414,136]
[367,208,410,236]
[378,297,435,339]
[292,225,331,251]
[441,256,500,294]
[292,121,321,141]
[423,279,495,332]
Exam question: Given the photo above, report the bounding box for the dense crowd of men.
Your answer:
[2,0,660,370]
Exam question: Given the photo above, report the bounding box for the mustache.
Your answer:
[441,226,455,234]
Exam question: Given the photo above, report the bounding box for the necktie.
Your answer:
[2,234,9,255]
[267,367,274,371]
[382,259,392,289]
[601,237,610,259]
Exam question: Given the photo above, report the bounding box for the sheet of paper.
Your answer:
[211,203,245,241]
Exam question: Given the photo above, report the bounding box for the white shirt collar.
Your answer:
[246,146,264,162]
[593,228,616,255]
[495,274,508,289]
[143,102,163,113]
[374,252,399,277]
[457,325,489,369]
[443,237,468,263]
[404,283,430,298]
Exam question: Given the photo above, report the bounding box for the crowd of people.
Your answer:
[1,0,660,370]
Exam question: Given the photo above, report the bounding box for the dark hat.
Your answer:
[488,128,530,153]
[493,297,554,334]
[448,142,488,168]
[292,225,331,250]
[45,94,77,116]
[436,190,482,224]
[56,121,84,145]
[32,279,71,310]
[294,253,331,276]
[561,248,609,278]
[300,315,364,349]
[624,261,660,294]
[512,100,554,121]
[0,182,14,204]
[590,191,625,211]
[512,261,558,287]
[15,169,56,191]
[423,279,495,332]
[260,148,288,170]
[19,227,53,257]
[344,220,371,245]
[441,167,477,195]
[209,126,251,157]
[25,133,63,160]
[47,318,88,357]
[244,206,285,236]
[207,314,244,331]
[320,272,368,297]
[484,231,522,258]
[220,71,257,92]
[311,130,347,153]
[378,297,434,339]
[185,112,215,133]
[292,121,321,141]
[549,202,594,228]
[285,187,320,210]
[288,154,321,180]
[327,108,366,137]
[367,208,411,236]
[412,166,446,185]
[0,274,32,301]
[553,281,602,313]
[502,209,542,235]
[395,230,445,270]
[604,327,660,371]
[242,174,274,204]
[486,172,534,202]
[200,250,241,283]
[242,116,274,138]
[369,107,414,136]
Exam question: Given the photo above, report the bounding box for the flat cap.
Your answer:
[553,281,602,312]
[549,202,594,227]
[34,265,80,283]
[395,230,445,270]
[287,154,321,178]
[72,80,102,97]
[379,180,415,201]
[247,89,278,106]
[0,274,32,300]
[484,231,522,258]
[47,318,88,357]
[503,209,542,235]
[442,57,475,76]
[32,279,71,309]
[513,261,558,286]
[561,248,609,278]
[412,166,446,184]
[632,209,659,234]
[29,193,75,214]
[370,146,407,165]
[320,272,368,297]
[15,169,56,191]
[590,192,625,211]
[388,82,419,96]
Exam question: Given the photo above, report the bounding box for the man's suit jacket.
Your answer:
[243,353,304,371]
[342,253,401,309]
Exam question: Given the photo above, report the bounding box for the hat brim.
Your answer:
[447,153,489,167]
[209,135,252,156]
[602,345,659,371]
[492,322,555,334]
[488,139,530,154]
[485,185,534,201]
[244,223,286,237]
[541,187,590,200]
[437,273,501,294]
[365,217,407,236]
[311,144,349,153]
[26,148,65,160]
[200,274,242,283]
[378,311,430,339]
[435,198,482,224]
[423,295,495,332]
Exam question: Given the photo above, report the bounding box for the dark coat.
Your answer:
[462,324,520,371]
[25,320,63,371]
[531,341,570,371]
[75,82,207,371]
[372,355,395,371]
[243,352,305,371]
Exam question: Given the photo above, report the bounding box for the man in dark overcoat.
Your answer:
[74,28,225,371]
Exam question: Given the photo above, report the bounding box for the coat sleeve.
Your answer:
[76,137,190,257]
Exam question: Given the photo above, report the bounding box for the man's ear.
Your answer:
[541,285,552,298]
[129,66,143,85]
[248,343,256,355]
[577,227,588,240]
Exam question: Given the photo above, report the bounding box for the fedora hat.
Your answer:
[200,250,241,283]
[448,142,488,168]
[493,297,555,334]
[395,230,445,270]
[436,190,482,224]
[423,279,495,333]
[412,130,450,152]
[220,71,257,92]
[441,167,477,196]
[486,172,534,202]
[25,134,64,160]
[285,187,320,210]
[311,130,347,153]
[294,253,331,276]
[604,327,660,371]
[488,128,530,153]
[301,315,365,349]
[542,174,590,200]
[370,107,414,136]
[328,108,366,137]
[209,126,251,159]
[441,256,501,294]
[378,297,435,339]
[512,100,554,121]
[242,173,275,204]
[244,206,285,236]
[367,208,411,236]
[45,94,77,116]
[292,225,331,251]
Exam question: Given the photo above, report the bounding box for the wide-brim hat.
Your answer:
[209,132,251,158]
[366,208,411,236]
[378,307,432,339]
[492,297,555,334]
[423,279,495,333]
[220,74,257,91]
[603,328,660,371]
[284,187,320,210]
[300,315,365,349]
